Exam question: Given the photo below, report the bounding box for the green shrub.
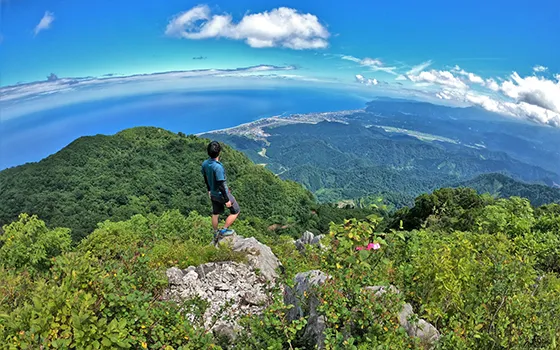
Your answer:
[0,250,220,349]
[0,214,71,274]
[317,216,418,349]
[148,240,246,269]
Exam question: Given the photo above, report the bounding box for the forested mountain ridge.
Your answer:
[205,117,559,206]
[455,173,560,207]
[1,127,375,240]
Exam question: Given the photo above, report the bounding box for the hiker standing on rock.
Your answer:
[202,141,240,242]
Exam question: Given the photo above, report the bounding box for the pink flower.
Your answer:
[356,243,381,251]
[366,242,381,251]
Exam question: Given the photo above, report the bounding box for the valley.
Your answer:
[202,99,560,207]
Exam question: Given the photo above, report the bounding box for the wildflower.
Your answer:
[356,242,381,251]
[141,342,147,348]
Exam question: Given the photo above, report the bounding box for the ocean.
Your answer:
[0,87,368,169]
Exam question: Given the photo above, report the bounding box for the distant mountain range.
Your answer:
[202,99,560,207]
[456,173,560,207]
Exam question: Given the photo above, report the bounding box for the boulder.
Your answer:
[295,231,325,253]
[220,234,282,282]
[284,270,330,349]
[165,261,271,338]
[398,303,440,346]
[285,273,440,349]
[366,285,440,347]
[165,235,282,341]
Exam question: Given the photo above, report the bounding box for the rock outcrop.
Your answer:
[220,234,281,282]
[284,270,330,348]
[284,272,440,349]
[165,235,439,348]
[366,285,440,346]
[165,261,270,340]
[294,231,325,253]
[165,234,282,340]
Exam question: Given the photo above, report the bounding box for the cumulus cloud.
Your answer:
[165,5,330,49]
[466,73,484,84]
[348,57,559,127]
[452,65,484,84]
[355,74,378,86]
[432,71,560,128]
[361,57,383,67]
[485,78,500,91]
[533,65,548,73]
[34,11,55,36]
[464,92,560,127]
[407,70,468,90]
[500,72,560,114]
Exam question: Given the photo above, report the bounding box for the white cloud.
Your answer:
[452,65,468,76]
[500,72,560,114]
[355,74,378,86]
[407,70,468,90]
[436,91,453,100]
[340,55,397,74]
[485,78,500,91]
[34,11,55,36]
[452,65,484,84]
[0,65,297,104]
[340,55,360,63]
[533,65,548,73]
[165,5,329,49]
[406,60,432,75]
[361,57,383,67]
[467,72,484,84]
[395,75,407,81]
[464,92,560,127]
[430,70,560,128]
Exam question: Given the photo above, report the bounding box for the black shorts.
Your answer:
[211,192,240,215]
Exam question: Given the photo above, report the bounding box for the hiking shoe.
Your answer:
[219,228,235,236]
[211,229,220,244]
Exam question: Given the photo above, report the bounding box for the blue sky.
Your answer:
[1,0,559,127]
[2,0,559,83]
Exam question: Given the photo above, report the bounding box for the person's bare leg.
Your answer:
[224,213,239,229]
[212,215,220,231]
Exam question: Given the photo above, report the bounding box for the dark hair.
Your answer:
[207,141,221,158]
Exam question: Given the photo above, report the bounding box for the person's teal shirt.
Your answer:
[201,158,229,198]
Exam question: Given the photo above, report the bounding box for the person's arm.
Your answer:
[217,180,229,202]
[214,165,231,205]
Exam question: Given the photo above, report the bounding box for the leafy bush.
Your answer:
[0,213,71,274]
[1,193,560,349]
[316,216,419,349]
[148,240,246,269]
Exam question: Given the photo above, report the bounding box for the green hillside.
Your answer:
[456,173,560,207]
[1,127,559,348]
[0,127,376,241]
[1,189,559,349]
